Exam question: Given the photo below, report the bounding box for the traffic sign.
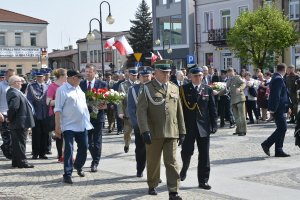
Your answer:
[187,55,195,64]
[135,62,142,67]
[134,53,142,62]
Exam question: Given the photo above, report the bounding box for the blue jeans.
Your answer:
[262,112,287,152]
[63,130,88,178]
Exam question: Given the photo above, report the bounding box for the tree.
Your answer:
[227,5,299,69]
[128,0,153,65]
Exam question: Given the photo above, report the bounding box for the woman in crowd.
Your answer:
[46,68,67,162]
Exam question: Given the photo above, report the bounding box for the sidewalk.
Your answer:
[0,121,299,199]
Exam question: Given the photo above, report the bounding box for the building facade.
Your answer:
[48,46,79,71]
[0,9,48,75]
[152,0,196,69]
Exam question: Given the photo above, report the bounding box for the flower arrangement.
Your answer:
[85,88,125,119]
[208,82,226,92]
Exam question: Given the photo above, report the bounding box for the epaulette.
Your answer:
[169,81,177,87]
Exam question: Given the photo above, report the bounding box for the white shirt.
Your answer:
[86,78,95,89]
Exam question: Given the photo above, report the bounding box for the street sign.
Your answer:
[134,53,143,62]
[135,62,142,67]
[187,55,195,64]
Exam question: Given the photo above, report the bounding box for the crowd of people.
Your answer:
[0,61,299,200]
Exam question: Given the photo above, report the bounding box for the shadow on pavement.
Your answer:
[211,156,265,165]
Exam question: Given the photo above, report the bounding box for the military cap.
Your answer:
[138,66,153,76]
[154,59,172,71]
[41,68,52,74]
[189,64,203,75]
[0,73,5,78]
[35,72,44,77]
[220,70,227,74]
[128,67,138,75]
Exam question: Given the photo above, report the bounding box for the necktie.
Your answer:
[162,83,167,91]
[88,81,91,91]
[40,84,43,96]
[195,85,198,92]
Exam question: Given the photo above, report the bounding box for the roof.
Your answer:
[48,49,78,58]
[76,30,129,43]
[0,8,48,24]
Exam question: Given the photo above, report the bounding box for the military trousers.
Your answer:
[232,101,247,134]
[134,127,146,174]
[146,138,180,193]
[123,118,132,147]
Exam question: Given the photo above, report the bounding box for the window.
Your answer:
[90,51,93,63]
[204,12,213,32]
[94,50,98,63]
[105,51,113,62]
[98,50,101,63]
[15,33,21,46]
[290,0,299,20]
[0,32,5,46]
[16,65,23,75]
[174,0,181,2]
[239,6,248,15]
[0,65,6,68]
[221,10,231,29]
[156,0,159,6]
[32,64,37,70]
[80,51,87,63]
[157,15,183,45]
[163,0,167,5]
[205,53,213,66]
[30,33,37,46]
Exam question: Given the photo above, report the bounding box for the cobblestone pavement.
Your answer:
[0,121,300,200]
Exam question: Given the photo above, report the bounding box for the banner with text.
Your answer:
[0,47,41,57]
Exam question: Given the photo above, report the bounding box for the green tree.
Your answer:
[128,0,153,65]
[227,5,299,69]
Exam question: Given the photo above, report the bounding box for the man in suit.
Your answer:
[80,64,107,172]
[261,63,291,157]
[6,75,35,168]
[26,72,49,159]
[202,66,210,85]
[225,67,247,136]
[127,66,152,178]
[179,66,217,190]
[118,66,139,153]
[137,60,186,200]
[171,71,189,87]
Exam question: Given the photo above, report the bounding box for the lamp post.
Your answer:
[155,38,172,59]
[86,1,114,77]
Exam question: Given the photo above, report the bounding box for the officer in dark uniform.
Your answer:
[179,66,218,190]
[127,66,153,177]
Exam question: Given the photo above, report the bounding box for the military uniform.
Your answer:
[285,71,300,123]
[137,60,186,198]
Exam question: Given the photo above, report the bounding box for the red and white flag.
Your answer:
[156,50,163,60]
[113,35,134,55]
[104,37,115,49]
[151,52,158,64]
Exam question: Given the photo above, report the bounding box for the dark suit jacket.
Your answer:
[6,87,35,130]
[268,72,290,114]
[80,79,108,123]
[180,83,217,137]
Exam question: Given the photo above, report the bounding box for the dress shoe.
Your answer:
[198,182,211,190]
[148,188,157,195]
[233,132,239,135]
[75,168,85,177]
[63,176,73,184]
[220,123,225,128]
[238,132,246,136]
[169,192,182,200]
[108,130,112,133]
[32,155,38,159]
[124,146,129,153]
[136,172,143,177]
[39,155,48,159]
[159,179,162,183]
[46,151,52,155]
[179,170,186,181]
[91,165,98,172]
[18,163,34,168]
[275,151,290,157]
[12,162,18,168]
[261,144,270,156]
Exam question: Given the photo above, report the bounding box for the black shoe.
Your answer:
[46,151,52,155]
[124,146,129,153]
[220,123,225,128]
[159,178,162,183]
[32,155,38,159]
[108,130,112,133]
[39,155,48,159]
[137,172,143,177]
[261,144,270,156]
[169,192,182,200]
[12,162,18,168]
[238,132,246,136]
[198,182,211,190]
[275,151,290,157]
[233,132,239,135]
[18,163,34,168]
[148,188,157,195]
[76,168,85,177]
[288,119,295,124]
[179,170,186,181]
[91,165,98,173]
[63,176,73,184]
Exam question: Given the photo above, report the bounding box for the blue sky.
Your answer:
[1,0,152,52]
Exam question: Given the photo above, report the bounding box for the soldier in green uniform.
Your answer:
[137,60,186,200]
[118,67,139,153]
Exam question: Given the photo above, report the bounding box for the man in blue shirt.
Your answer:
[54,70,93,184]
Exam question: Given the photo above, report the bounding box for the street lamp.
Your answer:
[155,38,172,59]
[86,1,114,77]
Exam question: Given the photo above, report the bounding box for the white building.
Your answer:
[0,8,48,75]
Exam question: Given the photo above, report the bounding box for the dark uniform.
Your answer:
[179,66,217,190]
[285,68,299,123]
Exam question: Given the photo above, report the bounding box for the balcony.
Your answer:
[207,28,230,47]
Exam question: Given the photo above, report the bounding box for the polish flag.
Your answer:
[157,50,163,60]
[151,52,158,64]
[104,37,115,49]
[113,35,134,55]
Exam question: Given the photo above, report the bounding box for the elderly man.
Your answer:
[172,71,186,87]
[202,66,210,85]
[0,69,16,159]
[137,60,186,200]
[54,70,93,184]
[6,75,35,168]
